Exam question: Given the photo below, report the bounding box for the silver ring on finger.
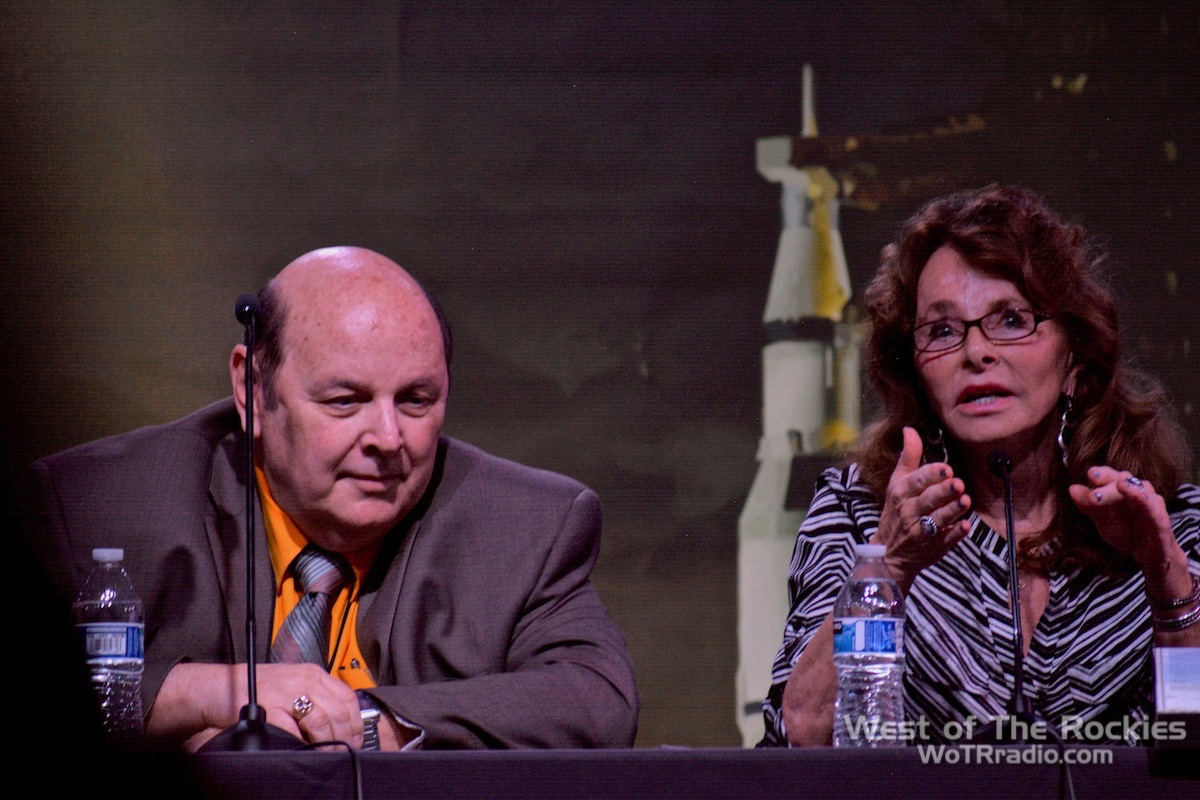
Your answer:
[292,694,314,721]
[919,515,939,538]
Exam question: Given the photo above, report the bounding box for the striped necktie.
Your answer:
[270,545,350,667]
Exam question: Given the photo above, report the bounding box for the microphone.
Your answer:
[234,293,260,327]
[987,449,1012,477]
[200,295,301,751]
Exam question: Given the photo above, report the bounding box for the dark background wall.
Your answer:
[2,2,1196,747]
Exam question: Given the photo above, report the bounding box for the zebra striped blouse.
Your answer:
[759,463,1200,747]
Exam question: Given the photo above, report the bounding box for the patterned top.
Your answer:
[759,464,1200,746]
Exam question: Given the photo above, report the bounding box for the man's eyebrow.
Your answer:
[312,377,444,395]
[308,378,370,397]
[399,378,444,395]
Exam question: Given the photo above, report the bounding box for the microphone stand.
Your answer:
[200,295,301,752]
[964,452,1077,800]
[970,450,1043,744]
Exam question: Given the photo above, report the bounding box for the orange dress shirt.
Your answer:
[258,468,378,690]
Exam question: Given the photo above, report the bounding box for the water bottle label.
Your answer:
[77,623,144,660]
[832,617,903,655]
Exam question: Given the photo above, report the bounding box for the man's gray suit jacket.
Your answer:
[23,398,639,748]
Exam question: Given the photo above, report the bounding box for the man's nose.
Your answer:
[362,402,403,453]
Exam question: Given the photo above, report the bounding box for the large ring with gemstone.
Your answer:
[292,694,314,720]
[919,515,939,538]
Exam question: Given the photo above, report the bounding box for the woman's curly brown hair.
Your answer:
[851,184,1191,575]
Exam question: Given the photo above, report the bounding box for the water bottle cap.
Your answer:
[854,543,886,559]
[92,548,124,562]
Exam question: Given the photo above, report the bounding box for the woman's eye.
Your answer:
[928,321,956,338]
[996,309,1026,327]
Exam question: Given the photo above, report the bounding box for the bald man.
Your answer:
[22,247,638,751]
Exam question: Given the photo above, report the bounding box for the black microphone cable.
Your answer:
[301,740,363,800]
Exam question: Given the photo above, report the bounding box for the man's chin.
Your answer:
[344,474,406,495]
[306,505,412,552]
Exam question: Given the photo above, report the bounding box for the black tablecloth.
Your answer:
[179,745,1199,800]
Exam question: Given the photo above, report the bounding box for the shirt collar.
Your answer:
[256,467,378,591]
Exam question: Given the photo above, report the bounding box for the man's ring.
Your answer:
[1125,476,1145,490]
[919,515,939,538]
[292,694,314,720]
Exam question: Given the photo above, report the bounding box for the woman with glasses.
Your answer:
[759,184,1198,747]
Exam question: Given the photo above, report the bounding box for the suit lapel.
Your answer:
[358,516,420,681]
[357,437,450,680]
[205,425,276,664]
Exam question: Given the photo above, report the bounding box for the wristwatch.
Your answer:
[356,690,382,751]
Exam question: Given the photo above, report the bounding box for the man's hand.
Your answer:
[148,662,364,751]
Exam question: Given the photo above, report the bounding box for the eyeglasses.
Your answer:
[912,308,1051,353]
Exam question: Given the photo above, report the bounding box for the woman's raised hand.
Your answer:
[871,426,972,592]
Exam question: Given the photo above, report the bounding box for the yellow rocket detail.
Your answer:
[803,167,850,321]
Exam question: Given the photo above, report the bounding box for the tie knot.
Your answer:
[292,545,349,596]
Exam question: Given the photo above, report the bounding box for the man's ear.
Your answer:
[229,344,258,436]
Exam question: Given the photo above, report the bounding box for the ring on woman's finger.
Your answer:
[1125,476,1145,490]
[919,515,939,538]
[292,694,314,721]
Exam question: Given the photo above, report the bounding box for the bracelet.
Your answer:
[1152,602,1200,633]
[1147,573,1200,610]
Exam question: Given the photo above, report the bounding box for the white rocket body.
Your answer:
[735,70,860,745]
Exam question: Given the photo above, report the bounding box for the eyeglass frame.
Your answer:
[911,308,1053,353]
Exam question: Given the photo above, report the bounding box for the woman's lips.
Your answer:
[955,385,1015,414]
[956,384,1011,404]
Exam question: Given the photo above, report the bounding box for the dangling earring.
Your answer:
[1057,395,1074,468]
[923,422,948,465]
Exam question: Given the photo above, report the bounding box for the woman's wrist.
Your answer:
[1147,572,1200,610]
[867,534,917,594]
[1148,573,1200,633]
[1137,536,1193,601]
[882,556,919,595]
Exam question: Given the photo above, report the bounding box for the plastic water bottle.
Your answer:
[74,548,145,741]
[831,542,906,747]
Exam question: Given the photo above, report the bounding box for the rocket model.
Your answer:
[735,65,861,747]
